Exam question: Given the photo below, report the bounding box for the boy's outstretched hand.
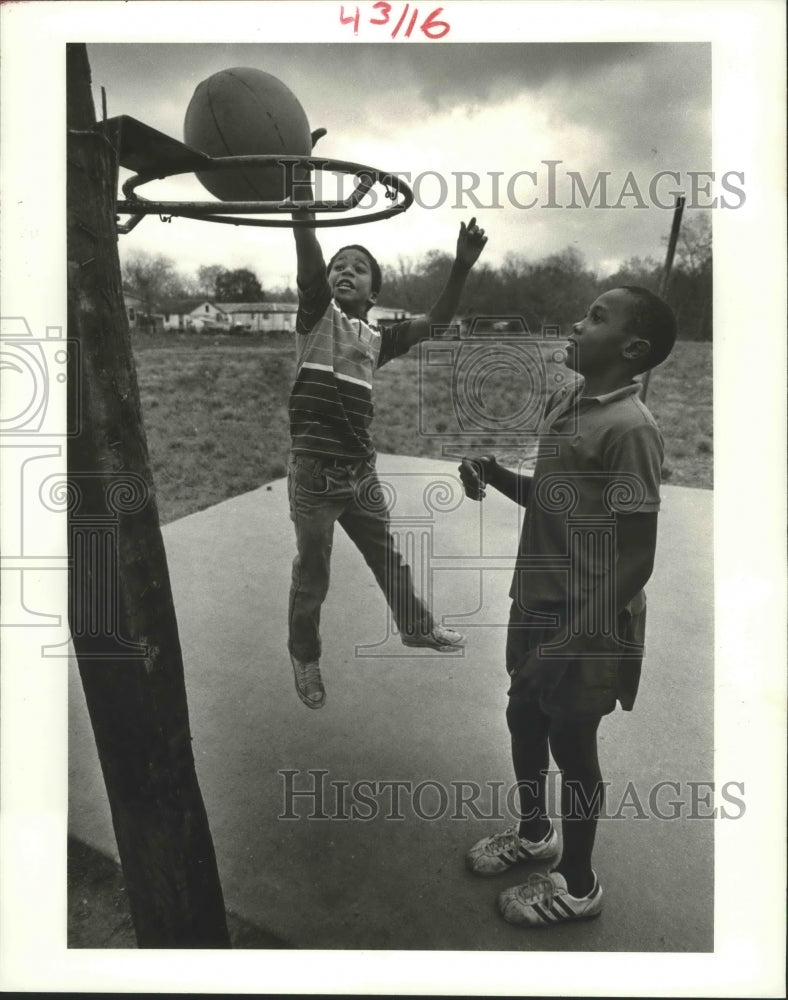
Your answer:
[403,216,489,347]
[292,127,328,214]
[456,217,488,269]
[459,455,497,500]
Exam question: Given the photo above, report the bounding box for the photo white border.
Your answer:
[1,1,785,995]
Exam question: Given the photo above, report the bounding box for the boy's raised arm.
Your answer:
[401,217,487,348]
[291,128,328,287]
[292,207,325,287]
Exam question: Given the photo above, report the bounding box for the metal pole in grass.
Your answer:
[641,194,686,404]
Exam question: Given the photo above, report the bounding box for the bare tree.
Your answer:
[660,210,712,339]
[196,264,227,299]
[122,251,179,328]
[673,211,712,276]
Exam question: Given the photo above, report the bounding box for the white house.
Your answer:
[220,302,411,333]
[123,290,145,330]
[160,299,231,332]
[221,302,298,333]
[369,305,412,325]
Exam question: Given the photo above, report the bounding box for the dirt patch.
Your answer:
[67,837,290,949]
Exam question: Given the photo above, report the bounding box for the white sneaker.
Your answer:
[401,624,465,651]
[498,870,603,927]
[290,654,325,709]
[466,823,559,875]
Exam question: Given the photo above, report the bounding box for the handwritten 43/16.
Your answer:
[340,3,450,38]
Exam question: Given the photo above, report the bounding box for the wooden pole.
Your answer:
[66,43,230,948]
[641,194,685,403]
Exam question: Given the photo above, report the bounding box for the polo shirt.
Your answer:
[511,379,664,609]
[288,272,412,459]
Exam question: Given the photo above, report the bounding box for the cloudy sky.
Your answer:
[86,41,711,292]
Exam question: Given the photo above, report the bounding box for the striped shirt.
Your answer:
[288,272,412,458]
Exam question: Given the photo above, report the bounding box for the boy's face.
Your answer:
[328,248,378,316]
[566,289,648,376]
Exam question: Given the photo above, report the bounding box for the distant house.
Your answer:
[160,299,231,332]
[123,290,145,331]
[219,302,412,333]
[457,314,531,336]
[221,302,298,333]
[369,305,412,325]
[122,288,165,332]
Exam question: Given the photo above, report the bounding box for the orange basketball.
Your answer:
[184,67,312,202]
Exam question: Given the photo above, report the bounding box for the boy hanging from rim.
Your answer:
[286,130,487,709]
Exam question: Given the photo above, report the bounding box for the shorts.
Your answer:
[505,599,647,718]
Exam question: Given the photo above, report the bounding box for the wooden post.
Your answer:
[66,43,230,948]
[641,194,685,404]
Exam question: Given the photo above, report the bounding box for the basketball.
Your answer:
[184,67,312,202]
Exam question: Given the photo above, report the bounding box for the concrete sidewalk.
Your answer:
[68,455,714,951]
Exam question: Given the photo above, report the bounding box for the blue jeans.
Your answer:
[287,453,434,662]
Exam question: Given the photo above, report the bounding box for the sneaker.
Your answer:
[290,654,325,710]
[466,823,559,875]
[401,624,465,651]
[498,870,603,927]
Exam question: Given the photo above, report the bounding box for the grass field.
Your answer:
[131,330,712,525]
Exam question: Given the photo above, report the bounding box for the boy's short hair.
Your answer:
[327,245,382,295]
[619,286,678,372]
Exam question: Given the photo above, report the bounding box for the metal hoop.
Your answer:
[116,155,414,231]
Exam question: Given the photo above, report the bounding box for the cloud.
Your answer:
[90,41,709,146]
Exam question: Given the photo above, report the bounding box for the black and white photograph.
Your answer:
[0,1,785,995]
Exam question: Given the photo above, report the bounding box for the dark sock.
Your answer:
[518,818,551,841]
[553,864,595,898]
[548,714,604,901]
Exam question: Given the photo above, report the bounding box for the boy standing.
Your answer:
[287,206,487,709]
[461,286,677,926]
